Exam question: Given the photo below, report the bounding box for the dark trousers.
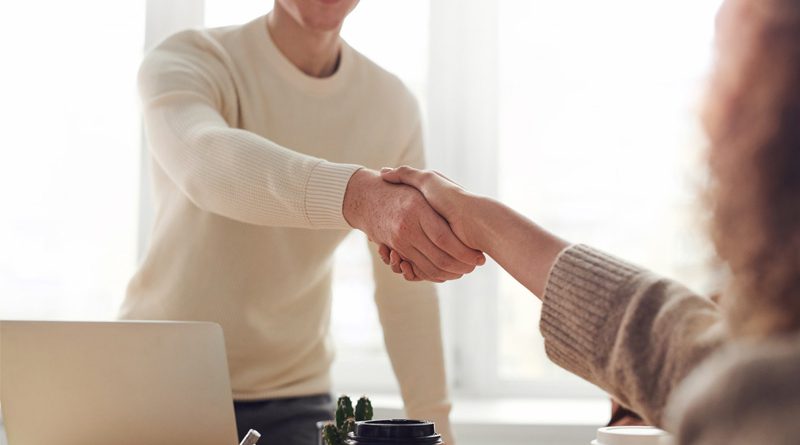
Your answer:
[234,394,334,445]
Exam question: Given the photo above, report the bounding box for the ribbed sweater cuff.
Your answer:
[540,244,643,381]
[304,161,362,229]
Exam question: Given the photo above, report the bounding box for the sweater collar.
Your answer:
[247,14,354,97]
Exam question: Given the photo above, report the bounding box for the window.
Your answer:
[494,0,723,389]
[203,0,724,398]
[1,0,726,405]
[0,1,144,320]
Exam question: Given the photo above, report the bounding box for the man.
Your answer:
[120,1,484,444]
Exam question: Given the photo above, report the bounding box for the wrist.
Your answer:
[342,168,376,229]
[468,196,501,253]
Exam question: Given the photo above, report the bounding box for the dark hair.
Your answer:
[705,0,800,336]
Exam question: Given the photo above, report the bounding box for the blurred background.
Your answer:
[0,0,723,443]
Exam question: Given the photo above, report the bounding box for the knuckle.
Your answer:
[390,221,409,242]
[396,211,414,228]
[402,194,424,212]
[389,231,404,247]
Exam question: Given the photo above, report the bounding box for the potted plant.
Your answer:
[321,395,443,445]
[321,395,374,445]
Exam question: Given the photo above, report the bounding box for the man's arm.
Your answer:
[140,31,360,229]
[139,32,482,280]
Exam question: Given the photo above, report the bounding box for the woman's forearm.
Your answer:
[469,196,569,299]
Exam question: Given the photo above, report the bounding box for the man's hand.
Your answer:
[343,168,485,283]
[377,166,486,281]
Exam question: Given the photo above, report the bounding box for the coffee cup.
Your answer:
[591,426,672,445]
[346,419,442,445]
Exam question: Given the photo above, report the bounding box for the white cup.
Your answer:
[590,426,672,445]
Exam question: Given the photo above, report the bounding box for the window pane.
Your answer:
[0,1,144,320]
[496,0,723,381]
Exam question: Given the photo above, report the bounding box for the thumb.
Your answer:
[379,167,400,183]
[380,165,424,188]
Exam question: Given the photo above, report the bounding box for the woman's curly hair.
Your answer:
[705,0,800,336]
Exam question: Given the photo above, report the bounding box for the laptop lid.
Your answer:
[0,320,238,445]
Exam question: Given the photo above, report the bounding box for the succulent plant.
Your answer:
[323,423,344,445]
[336,395,354,428]
[324,394,373,445]
[340,418,356,442]
[354,396,373,422]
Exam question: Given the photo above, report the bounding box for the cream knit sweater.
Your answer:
[119,15,452,437]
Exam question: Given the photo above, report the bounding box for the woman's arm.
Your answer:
[380,166,728,427]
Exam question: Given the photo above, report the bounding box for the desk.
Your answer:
[0,399,605,445]
[369,395,608,445]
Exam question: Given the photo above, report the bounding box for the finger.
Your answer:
[414,225,476,275]
[403,244,460,282]
[421,212,485,268]
[399,261,415,281]
[378,244,391,265]
[380,165,426,188]
[407,259,438,282]
[400,261,422,281]
[389,250,403,274]
[414,261,458,283]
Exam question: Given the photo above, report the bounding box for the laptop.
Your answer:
[0,320,239,445]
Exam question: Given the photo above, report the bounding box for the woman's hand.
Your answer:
[378,166,486,281]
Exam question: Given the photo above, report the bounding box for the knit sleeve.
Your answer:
[540,244,728,426]
[138,30,362,229]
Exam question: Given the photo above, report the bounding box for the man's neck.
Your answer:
[267,6,342,78]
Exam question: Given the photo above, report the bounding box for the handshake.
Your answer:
[343,166,488,283]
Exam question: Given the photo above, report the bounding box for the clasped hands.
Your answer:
[342,167,485,283]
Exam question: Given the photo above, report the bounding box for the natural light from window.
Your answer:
[0,0,725,401]
[0,1,144,321]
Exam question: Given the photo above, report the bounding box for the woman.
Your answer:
[379,0,800,442]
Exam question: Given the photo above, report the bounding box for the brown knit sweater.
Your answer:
[541,245,800,445]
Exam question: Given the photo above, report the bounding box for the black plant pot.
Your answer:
[345,419,442,445]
